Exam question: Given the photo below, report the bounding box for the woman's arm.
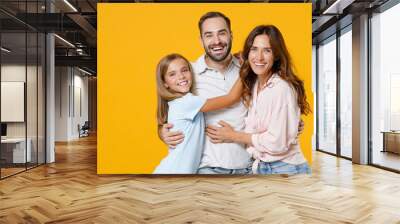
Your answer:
[206,121,253,146]
[209,86,301,156]
[200,79,243,113]
[208,106,299,155]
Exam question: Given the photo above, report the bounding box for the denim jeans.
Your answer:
[197,166,252,175]
[257,161,311,175]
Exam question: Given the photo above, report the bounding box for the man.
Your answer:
[159,11,252,174]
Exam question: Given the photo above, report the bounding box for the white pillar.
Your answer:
[45,0,56,163]
[46,32,55,163]
[352,14,369,164]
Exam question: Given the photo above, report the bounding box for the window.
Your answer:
[371,2,400,171]
[339,27,352,158]
[317,35,337,154]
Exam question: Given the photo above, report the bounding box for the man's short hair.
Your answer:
[198,11,231,35]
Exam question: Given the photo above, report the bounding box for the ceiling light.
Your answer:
[54,34,75,48]
[78,67,93,76]
[76,48,85,55]
[322,0,355,15]
[63,0,78,12]
[1,47,11,53]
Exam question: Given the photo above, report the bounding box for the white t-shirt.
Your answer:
[191,55,251,169]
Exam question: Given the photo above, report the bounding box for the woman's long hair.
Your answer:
[240,25,311,115]
[156,53,195,126]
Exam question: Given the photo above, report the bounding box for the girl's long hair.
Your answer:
[240,25,311,115]
[156,53,195,126]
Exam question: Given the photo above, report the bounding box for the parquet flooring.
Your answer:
[1,167,25,178]
[1,134,400,223]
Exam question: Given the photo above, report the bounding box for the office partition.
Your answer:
[0,1,46,179]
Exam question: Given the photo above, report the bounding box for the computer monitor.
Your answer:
[1,123,7,137]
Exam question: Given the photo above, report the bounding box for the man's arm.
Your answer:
[158,123,185,149]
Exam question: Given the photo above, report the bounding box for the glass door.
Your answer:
[317,35,337,155]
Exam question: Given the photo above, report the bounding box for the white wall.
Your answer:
[55,67,70,141]
[1,64,26,81]
[74,70,89,139]
[55,67,89,141]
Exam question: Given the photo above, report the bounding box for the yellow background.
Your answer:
[98,3,313,174]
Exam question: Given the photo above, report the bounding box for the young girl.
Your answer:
[153,53,243,174]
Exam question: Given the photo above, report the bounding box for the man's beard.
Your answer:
[204,41,232,62]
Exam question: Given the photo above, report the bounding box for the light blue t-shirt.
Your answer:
[153,93,206,174]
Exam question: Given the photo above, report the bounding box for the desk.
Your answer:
[1,138,31,163]
[381,131,400,154]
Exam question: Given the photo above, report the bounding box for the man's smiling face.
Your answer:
[200,17,232,62]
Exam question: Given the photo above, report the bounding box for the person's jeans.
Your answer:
[197,166,251,174]
[257,161,311,175]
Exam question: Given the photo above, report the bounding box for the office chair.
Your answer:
[79,121,90,138]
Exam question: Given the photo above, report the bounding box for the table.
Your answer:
[1,138,31,163]
[381,131,400,154]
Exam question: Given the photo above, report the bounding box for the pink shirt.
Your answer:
[245,74,306,172]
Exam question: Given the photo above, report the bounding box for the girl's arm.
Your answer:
[200,79,243,113]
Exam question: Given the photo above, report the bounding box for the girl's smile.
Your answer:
[163,58,192,94]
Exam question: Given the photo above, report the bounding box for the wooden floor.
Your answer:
[1,135,400,224]
[1,167,26,178]
[1,163,45,178]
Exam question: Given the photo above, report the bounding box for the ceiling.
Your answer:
[0,0,394,75]
[1,0,97,74]
[312,0,390,43]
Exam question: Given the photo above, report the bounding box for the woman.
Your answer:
[207,25,311,174]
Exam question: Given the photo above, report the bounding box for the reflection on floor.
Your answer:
[340,147,352,158]
[373,150,400,171]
